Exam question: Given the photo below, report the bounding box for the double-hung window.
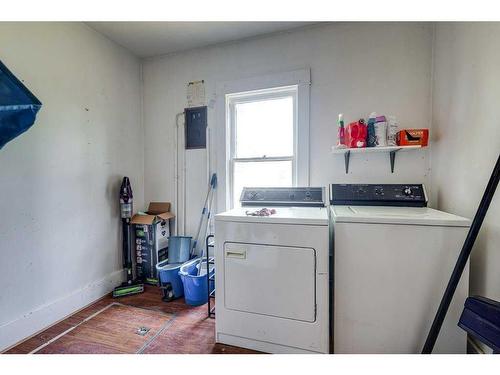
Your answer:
[227,86,298,208]
[216,69,310,210]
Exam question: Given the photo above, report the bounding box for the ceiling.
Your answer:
[87,22,316,58]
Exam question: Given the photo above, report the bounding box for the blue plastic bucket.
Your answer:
[168,236,192,264]
[179,258,215,306]
[156,260,184,302]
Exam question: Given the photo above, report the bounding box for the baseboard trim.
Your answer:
[0,269,124,352]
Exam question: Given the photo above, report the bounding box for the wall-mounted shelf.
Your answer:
[331,145,423,173]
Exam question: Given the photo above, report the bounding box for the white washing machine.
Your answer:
[330,184,471,354]
[214,187,330,354]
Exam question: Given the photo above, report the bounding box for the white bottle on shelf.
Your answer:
[387,115,398,146]
[374,115,387,147]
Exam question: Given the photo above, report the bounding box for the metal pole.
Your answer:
[206,235,211,318]
[123,219,133,284]
[174,112,184,236]
[422,153,500,354]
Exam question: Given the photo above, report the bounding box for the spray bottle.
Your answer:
[336,113,347,149]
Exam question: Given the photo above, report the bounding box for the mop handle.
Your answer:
[196,188,216,276]
[192,174,217,254]
[422,154,499,354]
[193,186,212,244]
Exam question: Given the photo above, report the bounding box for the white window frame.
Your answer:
[227,86,298,208]
[215,69,311,211]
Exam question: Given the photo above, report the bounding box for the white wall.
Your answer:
[2,20,497,353]
[431,23,500,352]
[0,22,143,351]
[142,22,433,236]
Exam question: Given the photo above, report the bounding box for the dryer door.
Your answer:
[224,242,316,322]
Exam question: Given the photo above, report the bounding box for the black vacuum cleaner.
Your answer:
[113,177,144,298]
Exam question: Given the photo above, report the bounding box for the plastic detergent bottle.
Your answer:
[374,115,387,147]
[367,112,377,147]
[336,113,347,149]
[387,115,398,146]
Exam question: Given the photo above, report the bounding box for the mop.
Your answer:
[191,173,217,275]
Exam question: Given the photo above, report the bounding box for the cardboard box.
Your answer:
[397,129,429,146]
[131,202,175,285]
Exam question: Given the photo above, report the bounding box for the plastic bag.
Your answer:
[0,60,42,149]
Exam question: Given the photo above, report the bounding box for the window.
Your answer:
[215,69,310,211]
[227,86,298,208]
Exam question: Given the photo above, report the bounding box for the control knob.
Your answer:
[403,187,413,196]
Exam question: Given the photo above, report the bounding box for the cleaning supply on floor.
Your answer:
[156,235,191,302]
[335,113,347,149]
[374,115,387,146]
[192,173,217,275]
[168,236,192,263]
[156,260,185,302]
[346,119,367,148]
[179,258,215,306]
[366,112,377,147]
[387,115,398,146]
[192,173,217,257]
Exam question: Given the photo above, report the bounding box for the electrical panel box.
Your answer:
[185,106,207,149]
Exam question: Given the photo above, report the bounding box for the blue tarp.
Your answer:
[0,60,42,149]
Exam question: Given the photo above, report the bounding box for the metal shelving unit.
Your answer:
[331,145,423,173]
[206,234,215,318]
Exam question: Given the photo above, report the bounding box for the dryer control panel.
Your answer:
[330,184,427,207]
[240,187,325,207]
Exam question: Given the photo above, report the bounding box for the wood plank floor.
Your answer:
[34,303,174,354]
[5,285,260,354]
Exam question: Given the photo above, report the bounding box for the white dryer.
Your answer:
[214,187,329,354]
[330,184,471,354]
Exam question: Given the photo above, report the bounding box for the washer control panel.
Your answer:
[330,184,427,207]
[240,187,325,207]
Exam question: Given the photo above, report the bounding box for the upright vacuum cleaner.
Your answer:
[113,177,145,298]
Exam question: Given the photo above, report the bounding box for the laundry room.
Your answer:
[1,1,500,374]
